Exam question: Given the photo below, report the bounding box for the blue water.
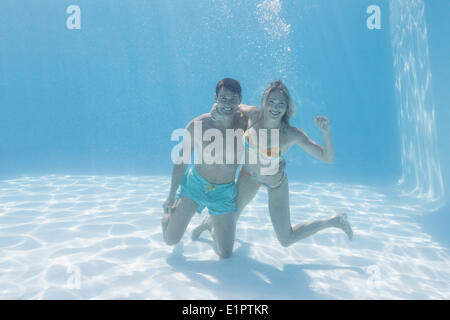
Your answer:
[0,0,449,299]
[0,0,400,183]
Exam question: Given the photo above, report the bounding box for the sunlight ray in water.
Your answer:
[390,0,445,205]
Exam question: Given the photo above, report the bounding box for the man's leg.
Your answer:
[162,196,198,245]
[191,169,260,240]
[203,213,236,258]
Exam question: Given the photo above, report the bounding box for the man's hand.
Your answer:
[210,103,223,121]
[314,116,330,134]
[162,196,176,214]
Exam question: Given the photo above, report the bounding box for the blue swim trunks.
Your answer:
[175,166,237,215]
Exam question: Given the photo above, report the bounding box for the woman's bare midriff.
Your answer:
[242,161,285,186]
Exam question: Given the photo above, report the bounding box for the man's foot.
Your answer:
[191,216,211,240]
[334,213,353,241]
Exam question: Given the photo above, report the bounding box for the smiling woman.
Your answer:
[192,80,352,249]
[260,80,295,125]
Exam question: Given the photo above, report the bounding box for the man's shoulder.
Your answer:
[195,113,213,121]
[186,113,213,128]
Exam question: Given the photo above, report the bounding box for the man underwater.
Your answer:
[162,78,248,258]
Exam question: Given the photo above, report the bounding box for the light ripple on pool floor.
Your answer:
[0,174,448,299]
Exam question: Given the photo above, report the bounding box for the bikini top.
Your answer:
[243,122,283,161]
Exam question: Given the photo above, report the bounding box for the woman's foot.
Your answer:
[191,216,211,240]
[333,213,353,241]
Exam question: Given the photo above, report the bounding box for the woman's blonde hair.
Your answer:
[261,80,296,125]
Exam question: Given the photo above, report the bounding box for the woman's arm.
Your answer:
[290,116,335,163]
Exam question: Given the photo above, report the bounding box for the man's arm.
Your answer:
[163,120,195,213]
[167,163,188,200]
[238,104,260,122]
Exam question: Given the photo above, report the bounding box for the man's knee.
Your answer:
[216,239,234,259]
[218,248,233,259]
[277,235,292,247]
[164,238,180,246]
[163,231,182,246]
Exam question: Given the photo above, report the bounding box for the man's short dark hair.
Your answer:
[216,78,242,97]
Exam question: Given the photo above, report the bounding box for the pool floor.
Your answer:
[0,175,448,299]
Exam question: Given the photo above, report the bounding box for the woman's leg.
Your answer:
[191,168,260,240]
[267,177,353,247]
[234,169,261,221]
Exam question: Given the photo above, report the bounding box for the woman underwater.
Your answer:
[192,80,353,248]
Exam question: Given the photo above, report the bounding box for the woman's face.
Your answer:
[263,88,288,121]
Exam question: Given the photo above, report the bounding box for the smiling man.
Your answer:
[161,78,251,258]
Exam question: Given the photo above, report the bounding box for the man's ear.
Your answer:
[214,93,218,102]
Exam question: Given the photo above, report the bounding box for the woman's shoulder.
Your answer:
[282,125,306,142]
